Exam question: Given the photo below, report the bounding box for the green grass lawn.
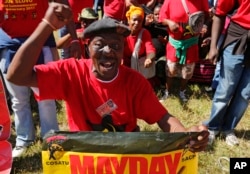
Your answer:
[9,82,250,174]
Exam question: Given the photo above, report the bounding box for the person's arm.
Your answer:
[207,15,225,64]
[54,0,82,59]
[145,0,157,10]
[6,2,71,87]
[56,33,72,48]
[158,113,209,152]
[125,0,140,7]
[161,18,179,33]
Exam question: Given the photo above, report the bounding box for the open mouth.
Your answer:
[100,62,115,70]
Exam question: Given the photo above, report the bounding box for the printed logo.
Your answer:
[46,135,67,160]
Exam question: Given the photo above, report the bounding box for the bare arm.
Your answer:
[56,33,71,48]
[6,2,72,87]
[161,18,179,33]
[157,113,187,132]
[158,113,209,152]
[55,0,82,58]
[207,15,226,64]
[144,52,156,68]
[125,0,140,7]
[145,0,157,10]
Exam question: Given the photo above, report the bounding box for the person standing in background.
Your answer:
[57,7,99,58]
[0,0,76,158]
[103,0,156,23]
[123,5,157,88]
[144,4,168,87]
[158,0,209,102]
[59,0,93,59]
[204,0,250,147]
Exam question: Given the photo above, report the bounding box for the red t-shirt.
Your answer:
[35,59,167,131]
[68,0,94,23]
[215,0,250,29]
[159,0,209,63]
[0,1,48,38]
[123,28,156,67]
[104,0,150,21]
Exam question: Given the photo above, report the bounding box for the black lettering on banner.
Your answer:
[230,158,250,174]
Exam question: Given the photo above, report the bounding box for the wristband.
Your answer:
[70,39,80,44]
[42,18,56,30]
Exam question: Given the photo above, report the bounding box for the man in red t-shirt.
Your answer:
[7,2,209,152]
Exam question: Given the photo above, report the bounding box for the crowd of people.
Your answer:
[0,0,249,169]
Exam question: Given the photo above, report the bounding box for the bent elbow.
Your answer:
[6,71,21,85]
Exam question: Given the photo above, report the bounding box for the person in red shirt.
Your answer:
[159,0,209,102]
[103,0,155,23]
[123,5,157,87]
[6,2,209,152]
[0,0,79,158]
[59,0,94,59]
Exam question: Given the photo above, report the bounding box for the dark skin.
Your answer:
[207,14,226,65]
[54,0,82,59]
[6,2,209,153]
[89,34,124,81]
[128,13,155,68]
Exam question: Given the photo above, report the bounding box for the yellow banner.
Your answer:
[42,131,199,174]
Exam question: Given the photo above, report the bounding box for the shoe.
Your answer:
[179,90,188,102]
[224,132,239,146]
[208,130,219,146]
[159,90,169,102]
[12,146,27,158]
[205,86,216,93]
[205,86,213,92]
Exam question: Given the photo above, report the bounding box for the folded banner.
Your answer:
[42,131,200,174]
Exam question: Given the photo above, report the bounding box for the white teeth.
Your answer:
[101,62,113,69]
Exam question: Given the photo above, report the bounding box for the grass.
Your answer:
[8,81,250,174]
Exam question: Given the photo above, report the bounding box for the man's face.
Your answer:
[88,33,124,81]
